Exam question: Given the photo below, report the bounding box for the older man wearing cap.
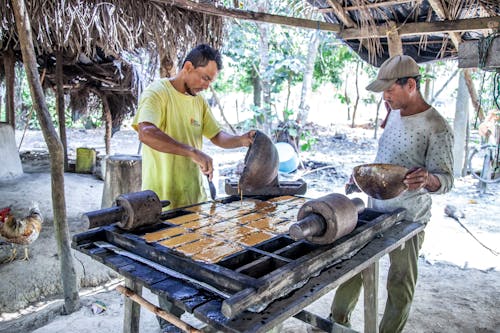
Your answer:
[328,55,454,333]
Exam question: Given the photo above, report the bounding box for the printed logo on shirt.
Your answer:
[190,118,200,127]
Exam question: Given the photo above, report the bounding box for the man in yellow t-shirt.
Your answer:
[132,44,254,332]
[133,44,254,209]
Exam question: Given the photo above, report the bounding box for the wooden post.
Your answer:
[12,0,81,314]
[101,154,142,208]
[386,22,403,57]
[4,48,16,129]
[453,71,470,177]
[56,49,69,171]
[122,278,142,333]
[101,94,112,155]
[362,262,379,333]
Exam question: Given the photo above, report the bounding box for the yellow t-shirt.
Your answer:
[132,79,221,209]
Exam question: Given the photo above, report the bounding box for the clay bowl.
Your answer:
[238,130,279,193]
[353,163,408,200]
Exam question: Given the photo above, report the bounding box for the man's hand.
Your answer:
[345,174,361,195]
[211,130,255,149]
[240,130,256,147]
[190,149,214,179]
[404,167,441,192]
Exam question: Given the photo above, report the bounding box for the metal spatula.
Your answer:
[207,175,216,200]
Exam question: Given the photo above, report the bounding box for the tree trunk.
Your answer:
[209,85,236,134]
[12,0,81,314]
[101,94,112,155]
[297,29,320,125]
[251,66,262,107]
[373,97,383,139]
[351,60,360,128]
[453,71,470,177]
[430,69,459,104]
[4,48,15,129]
[424,64,432,101]
[257,9,272,135]
[284,75,291,118]
[56,50,68,171]
[463,68,485,122]
[344,72,351,121]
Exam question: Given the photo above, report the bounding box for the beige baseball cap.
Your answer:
[366,55,420,92]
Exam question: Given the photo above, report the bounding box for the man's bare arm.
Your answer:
[137,122,214,175]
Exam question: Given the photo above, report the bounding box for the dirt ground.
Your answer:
[0,126,499,333]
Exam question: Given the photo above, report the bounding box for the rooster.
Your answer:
[0,203,43,262]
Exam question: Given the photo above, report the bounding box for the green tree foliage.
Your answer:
[312,38,353,89]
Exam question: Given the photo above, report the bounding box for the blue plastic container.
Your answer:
[275,142,299,173]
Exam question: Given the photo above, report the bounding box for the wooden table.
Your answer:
[73,219,424,333]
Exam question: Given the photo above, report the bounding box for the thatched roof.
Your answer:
[0,0,224,125]
[308,0,500,66]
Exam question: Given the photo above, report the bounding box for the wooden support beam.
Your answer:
[339,17,500,40]
[56,50,69,171]
[325,0,356,28]
[151,0,341,32]
[386,22,403,56]
[123,278,142,333]
[117,284,201,333]
[3,49,15,129]
[362,262,379,333]
[427,0,462,48]
[319,0,420,13]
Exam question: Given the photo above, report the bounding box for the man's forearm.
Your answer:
[138,122,196,157]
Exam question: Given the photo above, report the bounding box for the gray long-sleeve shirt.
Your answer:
[372,107,454,223]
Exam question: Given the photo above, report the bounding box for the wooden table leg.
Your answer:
[123,278,143,333]
[362,261,379,333]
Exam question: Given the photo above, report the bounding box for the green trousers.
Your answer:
[331,231,425,333]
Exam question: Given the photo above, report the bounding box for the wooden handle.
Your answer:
[116,285,201,333]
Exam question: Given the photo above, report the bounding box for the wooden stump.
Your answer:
[101,154,142,208]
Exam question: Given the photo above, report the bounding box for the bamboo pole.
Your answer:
[116,285,201,333]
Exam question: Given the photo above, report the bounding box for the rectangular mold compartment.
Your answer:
[217,249,264,271]
[255,235,295,253]
[237,256,289,278]
[274,241,320,260]
[358,208,384,224]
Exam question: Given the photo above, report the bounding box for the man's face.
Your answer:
[383,80,412,110]
[184,60,219,96]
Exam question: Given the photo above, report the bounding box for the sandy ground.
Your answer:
[0,127,499,333]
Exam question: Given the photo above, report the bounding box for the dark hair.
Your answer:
[395,76,421,91]
[182,44,222,70]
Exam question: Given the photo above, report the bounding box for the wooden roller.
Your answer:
[83,190,170,230]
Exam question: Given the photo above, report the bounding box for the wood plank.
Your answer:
[340,17,500,40]
[221,209,405,318]
[319,0,417,13]
[152,0,340,32]
[458,38,500,69]
[293,310,357,332]
[123,278,142,333]
[194,221,424,333]
[75,242,216,313]
[362,263,379,333]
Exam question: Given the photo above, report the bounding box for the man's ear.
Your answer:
[183,61,194,72]
[407,77,417,92]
